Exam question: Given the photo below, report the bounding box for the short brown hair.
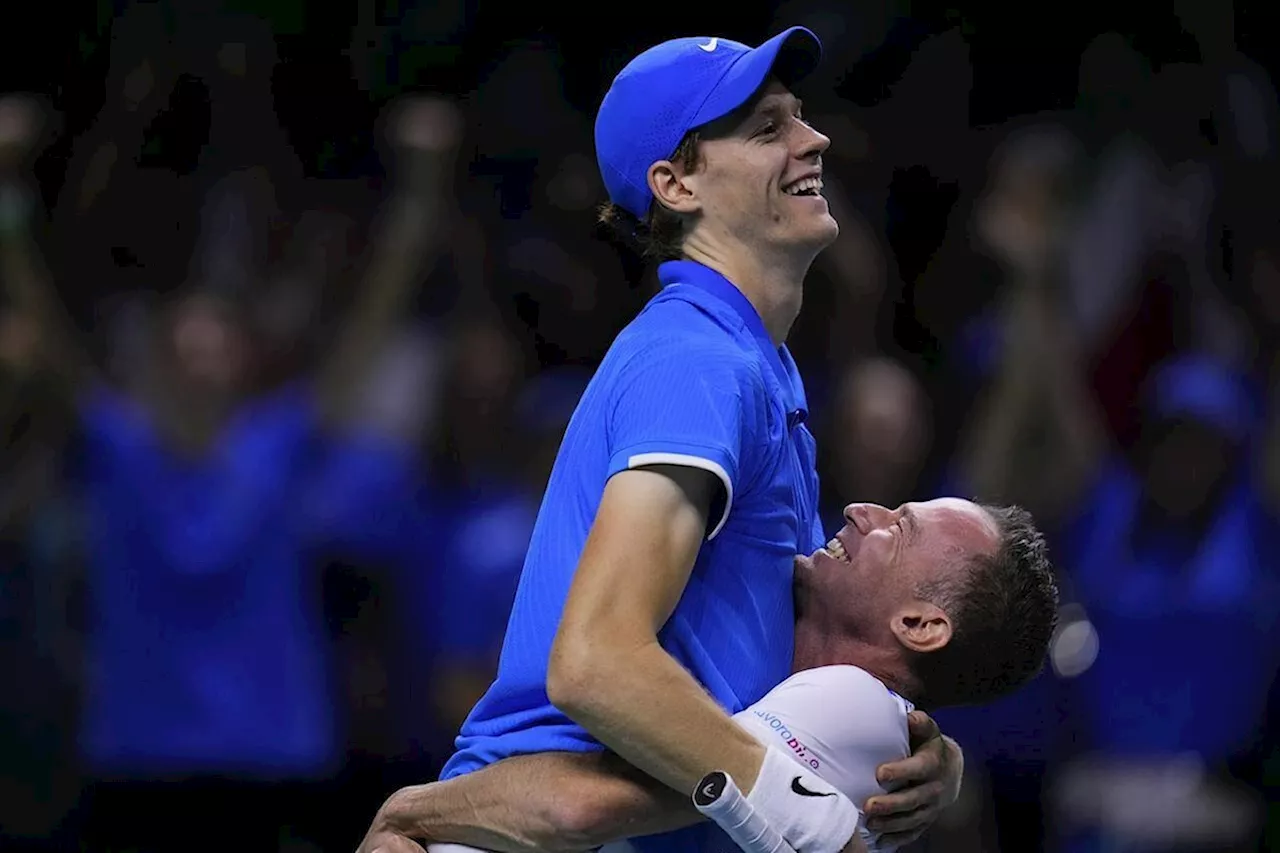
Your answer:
[597,131,701,261]
[909,504,1059,708]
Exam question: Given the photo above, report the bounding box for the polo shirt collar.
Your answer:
[658,260,808,425]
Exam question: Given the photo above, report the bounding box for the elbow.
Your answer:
[548,614,656,719]
[548,618,643,719]
[535,757,654,851]
[542,791,624,851]
[546,628,597,718]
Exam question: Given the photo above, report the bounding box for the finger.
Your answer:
[905,710,941,746]
[865,780,945,818]
[876,736,945,788]
[864,803,937,836]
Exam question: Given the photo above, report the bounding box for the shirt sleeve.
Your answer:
[606,335,760,540]
[732,666,912,810]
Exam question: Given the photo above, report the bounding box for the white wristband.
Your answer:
[745,747,861,853]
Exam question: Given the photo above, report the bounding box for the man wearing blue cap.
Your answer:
[360,28,966,853]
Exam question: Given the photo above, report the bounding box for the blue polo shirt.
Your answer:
[74,382,417,779]
[440,260,824,850]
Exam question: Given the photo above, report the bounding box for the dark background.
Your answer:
[1,2,1279,852]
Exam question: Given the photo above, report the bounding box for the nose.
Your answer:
[796,120,829,162]
[842,502,893,533]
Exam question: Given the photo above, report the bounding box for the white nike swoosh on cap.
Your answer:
[699,38,718,52]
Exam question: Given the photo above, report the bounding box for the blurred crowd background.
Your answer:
[1,1,1279,852]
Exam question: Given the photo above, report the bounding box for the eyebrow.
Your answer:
[753,95,802,117]
[900,505,919,545]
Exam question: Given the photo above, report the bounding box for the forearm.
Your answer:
[1021,295,1105,509]
[319,152,446,420]
[550,637,767,799]
[958,376,1039,502]
[0,183,94,390]
[362,154,449,287]
[376,752,699,852]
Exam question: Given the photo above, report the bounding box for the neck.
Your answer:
[682,236,814,346]
[793,584,923,704]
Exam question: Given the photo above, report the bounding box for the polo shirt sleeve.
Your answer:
[605,335,758,540]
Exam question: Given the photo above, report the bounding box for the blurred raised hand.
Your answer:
[318,94,463,428]
[0,94,44,173]
[389,95,464,159]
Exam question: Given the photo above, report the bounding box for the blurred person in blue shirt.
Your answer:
[0,93,460,852]
[911,119,1110,852]
[1053,353,1280,852]
[407,363,595,765]
[371,311,530,767]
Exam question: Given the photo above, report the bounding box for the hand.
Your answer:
[356,798,427,853]
[118,58,179,116]
[122,60,157,111]
[0,95,42,171]
[975,187,1056,280]
[862,711,963,848]
[840,832,870,853]
[390,96,463,157]
[0,310,42,376]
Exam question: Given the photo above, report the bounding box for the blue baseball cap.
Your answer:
[595,27,823,220]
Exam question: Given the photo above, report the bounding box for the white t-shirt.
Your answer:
[430,665,913,853]
[729,665,914,852]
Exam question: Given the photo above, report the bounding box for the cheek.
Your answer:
[710,156,781,205]
[857,531,896,572]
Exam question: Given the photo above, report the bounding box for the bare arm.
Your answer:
[50,1,182,230]
[959,172,1106,519]
[360,751,699,853]
[358,467,745,853]
[0,96,105,395]
[317,97,460,426]
[958,278,1105,520]
[546,464,769,797]
[0,180,99,394]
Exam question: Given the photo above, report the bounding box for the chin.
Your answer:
[815,216,840,247]
[796,227,838,259]
[801,209,840,246]
[770,216,840,260]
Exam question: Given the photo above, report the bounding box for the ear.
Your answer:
[647,159,701,216]
[890,601,953,654]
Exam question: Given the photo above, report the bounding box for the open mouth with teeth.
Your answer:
[821,536,850,563]
[783,176,824,197]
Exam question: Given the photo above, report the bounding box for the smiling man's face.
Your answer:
[795,498,1001,642]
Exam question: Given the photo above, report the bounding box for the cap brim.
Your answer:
[691,26,823,129]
